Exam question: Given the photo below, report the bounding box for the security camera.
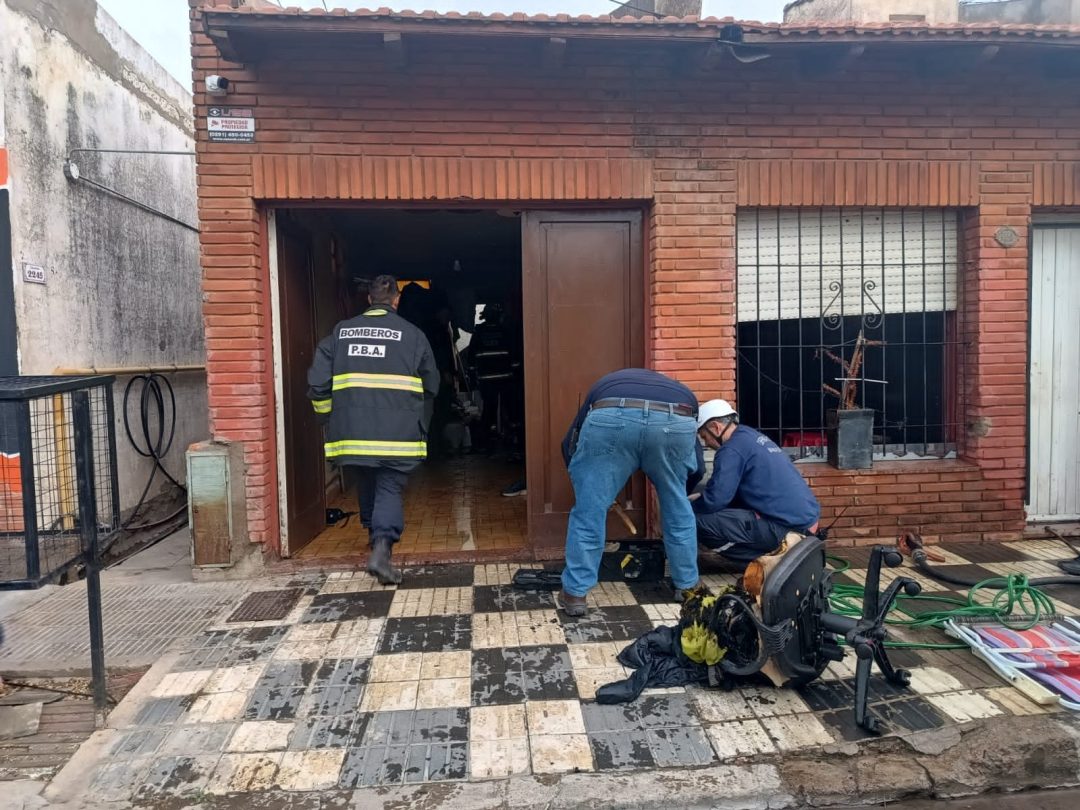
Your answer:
[206,75,230,95]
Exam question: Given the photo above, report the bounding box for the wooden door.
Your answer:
[277,223,326,554]
[522,211,645,555]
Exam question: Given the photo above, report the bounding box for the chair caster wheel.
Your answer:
[892,668,912,686]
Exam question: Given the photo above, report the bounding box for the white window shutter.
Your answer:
[737,209,958,323]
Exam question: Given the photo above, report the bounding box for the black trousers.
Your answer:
[696,508,790,564]
[354,466,410,545]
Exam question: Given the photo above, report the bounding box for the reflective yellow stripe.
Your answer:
[325,440,427,458]
[311,399,332,414]
[366,309,388,316]
[332,373,423,394]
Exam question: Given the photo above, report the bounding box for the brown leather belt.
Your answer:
[592,398,697,418]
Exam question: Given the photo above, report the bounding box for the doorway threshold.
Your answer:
[289,457,531,564]
[271,546,536,575]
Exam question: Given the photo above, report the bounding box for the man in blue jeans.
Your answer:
[557,369,705,617]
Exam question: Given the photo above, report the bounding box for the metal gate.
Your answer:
[1029,224,1080,521]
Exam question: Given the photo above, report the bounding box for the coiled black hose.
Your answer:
[913,551,1080,589]
[121,373,187,531]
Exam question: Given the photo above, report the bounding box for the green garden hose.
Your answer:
[824,555,1059,649]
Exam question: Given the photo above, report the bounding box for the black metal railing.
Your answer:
[0,375,119,715]
[736,208,964,460]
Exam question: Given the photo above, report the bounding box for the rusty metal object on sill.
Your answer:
[897,532,947,563]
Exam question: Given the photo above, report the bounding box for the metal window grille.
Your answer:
[735,208,963,460]
[0,376,120,587]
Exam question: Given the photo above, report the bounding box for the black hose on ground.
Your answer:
[913,551,1080,589]
[120,373,187,531]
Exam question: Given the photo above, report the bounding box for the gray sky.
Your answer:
[98,0,788,86]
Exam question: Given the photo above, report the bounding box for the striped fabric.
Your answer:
[311,398,332,414]
[324,439,427,458]
[331,373,424,394]
[974,623,1080,707]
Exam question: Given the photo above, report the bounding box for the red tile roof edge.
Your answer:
[198,4,1080,39]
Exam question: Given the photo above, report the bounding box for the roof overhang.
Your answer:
[200,6,1080,68]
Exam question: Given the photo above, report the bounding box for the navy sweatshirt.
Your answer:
[561,368,706,491]
[694,425,821,530]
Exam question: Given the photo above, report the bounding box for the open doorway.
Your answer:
[271,205,646,562]
[272,207,527,558]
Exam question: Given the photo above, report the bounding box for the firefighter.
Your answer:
[308,275,440,584]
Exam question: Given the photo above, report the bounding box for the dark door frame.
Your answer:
[266,201,650,559]
[271,211,327,556]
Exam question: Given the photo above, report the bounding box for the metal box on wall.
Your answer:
[187,440,248,568]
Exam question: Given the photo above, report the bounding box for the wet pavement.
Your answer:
[45,538,1080,803]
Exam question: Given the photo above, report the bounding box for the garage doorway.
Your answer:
[269,206,644,560]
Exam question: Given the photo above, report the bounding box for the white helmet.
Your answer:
[697,399,738,429]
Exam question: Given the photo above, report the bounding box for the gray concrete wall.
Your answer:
[784,0,856,23]
[785,0,1080,22]
[785,0,958,22]
[960,0,1080,24]
[1,0,206,513]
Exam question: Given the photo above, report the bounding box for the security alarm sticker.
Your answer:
[208,107,255,143]
[348,344,386,358]
[340,327,402,341]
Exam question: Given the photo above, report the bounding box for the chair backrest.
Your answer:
[758,533,831,684]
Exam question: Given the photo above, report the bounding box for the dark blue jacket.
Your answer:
[561,368,706,491]
[694,425,820,530]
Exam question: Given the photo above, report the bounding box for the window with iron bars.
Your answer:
[736,208,962,460]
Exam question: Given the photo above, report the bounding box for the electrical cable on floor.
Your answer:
[824,554,1065,649]
[1044,528,1080,575]
[120,373,187,532]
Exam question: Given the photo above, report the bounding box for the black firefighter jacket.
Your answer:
[307,305,440,471]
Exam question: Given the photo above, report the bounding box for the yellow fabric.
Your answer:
[679,593,729,665]
[311,399,332,414]
[332,373,423,394]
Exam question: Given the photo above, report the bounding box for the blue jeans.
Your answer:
[562,406,700,596]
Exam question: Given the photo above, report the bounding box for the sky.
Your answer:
[98,0,789,86]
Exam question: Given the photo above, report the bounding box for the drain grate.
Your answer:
[227,588,304,623]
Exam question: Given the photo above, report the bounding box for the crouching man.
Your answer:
[692,399,821,568]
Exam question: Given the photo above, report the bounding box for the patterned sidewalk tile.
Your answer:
[98,542,1072,801]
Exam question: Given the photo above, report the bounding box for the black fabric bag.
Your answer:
[594,625,710,704]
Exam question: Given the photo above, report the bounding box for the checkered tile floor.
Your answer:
[91,541,1080,799]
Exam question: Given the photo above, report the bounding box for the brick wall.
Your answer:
[189,5,1080,551]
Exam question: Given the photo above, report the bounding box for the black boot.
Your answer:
[367,537,402,585]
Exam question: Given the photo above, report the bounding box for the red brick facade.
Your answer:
[189,4,1080,554]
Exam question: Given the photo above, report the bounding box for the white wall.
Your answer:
[785,0,959,22]
[785,0,1080,23]
[2,0,206,513]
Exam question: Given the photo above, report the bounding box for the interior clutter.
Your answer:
[282,208,528,558]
